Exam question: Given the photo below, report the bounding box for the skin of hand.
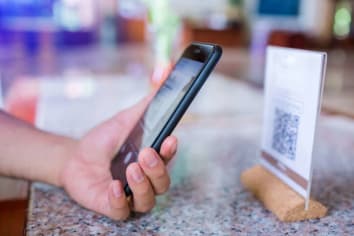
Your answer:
[59,96,178,220]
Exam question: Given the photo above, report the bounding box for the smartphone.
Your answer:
[110,42,222,195]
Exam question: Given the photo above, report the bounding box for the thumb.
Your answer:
[81,94,153,160]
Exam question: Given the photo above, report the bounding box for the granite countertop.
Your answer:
[27,114,354,235]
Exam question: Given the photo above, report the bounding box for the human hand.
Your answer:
[59,96,178,220]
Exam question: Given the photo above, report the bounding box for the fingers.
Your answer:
[107,180,130,220]
[159,136,178,165]
[106,136,177,218]
[138,148,170,195]
[126,163,156,213]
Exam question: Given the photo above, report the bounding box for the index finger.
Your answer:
[159,136,178,165]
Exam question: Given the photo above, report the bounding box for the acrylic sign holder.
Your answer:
[241,165,327,222]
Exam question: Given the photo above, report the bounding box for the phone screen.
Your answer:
[143,58,204,146]
[111,56,205,186]
[110,43,223,193]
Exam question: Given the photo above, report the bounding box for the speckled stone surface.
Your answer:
[27,114,354,235]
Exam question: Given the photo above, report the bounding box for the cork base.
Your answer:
[241,165,327,222]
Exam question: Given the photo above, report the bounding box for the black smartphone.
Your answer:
[110,42,222,195]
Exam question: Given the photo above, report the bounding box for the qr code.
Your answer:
[272,108,300,160]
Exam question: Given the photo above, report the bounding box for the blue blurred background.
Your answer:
[0,0,353,122]
[0,0,352,52]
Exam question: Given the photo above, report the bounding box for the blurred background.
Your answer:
[0,0,354,122]
[0,0,353,122]
[1,0,354,234]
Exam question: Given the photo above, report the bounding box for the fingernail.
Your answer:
[144,153,158,168]
[170,140,177,155]
[112,182,122,198]
[131,166,144,183]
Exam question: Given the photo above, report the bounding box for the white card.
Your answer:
[261,46,327,209]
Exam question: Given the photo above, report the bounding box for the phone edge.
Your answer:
[151,44,223,151]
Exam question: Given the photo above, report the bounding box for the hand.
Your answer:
[59,97,178,220]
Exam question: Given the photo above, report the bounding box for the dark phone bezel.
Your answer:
[123,42,222,196]
[151,42,222,151]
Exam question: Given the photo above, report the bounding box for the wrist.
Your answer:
[55,137,79,188]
